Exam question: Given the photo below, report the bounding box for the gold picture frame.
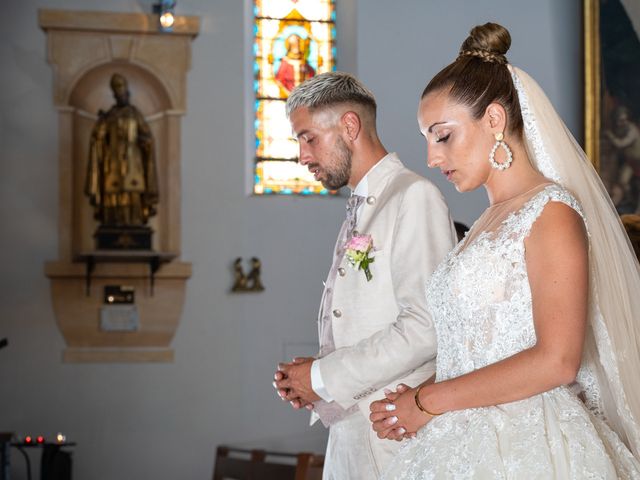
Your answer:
[585,0,640,257]
[584,0,640,215]
[584,0,600,170]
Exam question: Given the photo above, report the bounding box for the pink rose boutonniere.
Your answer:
[344,234,375,281]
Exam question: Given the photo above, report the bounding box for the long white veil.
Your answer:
[510,65,640,456]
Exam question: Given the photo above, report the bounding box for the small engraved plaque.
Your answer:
[100,305,139,332]
[104,285,135,304]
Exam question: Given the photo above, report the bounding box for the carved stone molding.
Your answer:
[39,9,199,111]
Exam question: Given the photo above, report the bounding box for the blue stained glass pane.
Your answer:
[253,63,259,75]
[254,100,259,110]
[253,80,259,92]
[253,43,259,55]
[331,10,336,21]
[253,24,258,35]
[264,188,273,194]
[282,188,293,195]
[255,138,260,149]
[331,47,337,59]
[254,119,260,129]
[253,5,258,16]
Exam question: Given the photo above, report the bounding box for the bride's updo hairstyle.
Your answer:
[422,23,523,137]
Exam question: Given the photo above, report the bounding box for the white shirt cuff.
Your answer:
[311,360,334,402]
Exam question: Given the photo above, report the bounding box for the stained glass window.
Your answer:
[253,0,336,195]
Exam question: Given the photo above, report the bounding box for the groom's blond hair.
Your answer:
[285,72,377,126]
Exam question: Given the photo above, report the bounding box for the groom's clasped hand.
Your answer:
[272,357,319,410]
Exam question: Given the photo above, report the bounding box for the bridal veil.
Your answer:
[510,65,640,456]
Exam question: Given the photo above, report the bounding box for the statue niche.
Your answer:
[85,73,159,250]
[41,8,198,363]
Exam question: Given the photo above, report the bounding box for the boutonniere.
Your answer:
[344,234,375,281]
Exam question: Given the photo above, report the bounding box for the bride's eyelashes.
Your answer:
[436,133,451,143]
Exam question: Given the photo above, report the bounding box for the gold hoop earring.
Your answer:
[489,132,513,170]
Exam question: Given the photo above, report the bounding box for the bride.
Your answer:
[369,23,640,478]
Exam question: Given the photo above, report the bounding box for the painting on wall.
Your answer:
[584,0,640,215]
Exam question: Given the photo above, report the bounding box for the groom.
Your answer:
[273,72,456,478]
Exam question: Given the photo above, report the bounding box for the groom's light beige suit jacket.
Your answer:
[313,154,457,422]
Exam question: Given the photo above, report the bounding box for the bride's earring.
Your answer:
[489,132,513,170]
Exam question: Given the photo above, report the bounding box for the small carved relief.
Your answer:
[231,257,264,292]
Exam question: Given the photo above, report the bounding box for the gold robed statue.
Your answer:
[85,73,159,228]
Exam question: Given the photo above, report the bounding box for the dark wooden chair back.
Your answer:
[293,452,324,480]
[212,446,324,480]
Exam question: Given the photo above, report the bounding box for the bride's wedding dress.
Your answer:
[383,183,640,479]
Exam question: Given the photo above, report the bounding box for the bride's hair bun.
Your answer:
[458,23,511,64]
[421,22,522,137]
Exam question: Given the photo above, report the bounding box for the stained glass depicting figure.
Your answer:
[253,0,336,195]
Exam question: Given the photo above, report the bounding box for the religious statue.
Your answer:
[85,73,159,249]
[275,34,315,96]
[231,257,248,292]
[231,257,264,292]
[246,257,265,292]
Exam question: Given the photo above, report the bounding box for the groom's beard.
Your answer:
[321,136,352,190]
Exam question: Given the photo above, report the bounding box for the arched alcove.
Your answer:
[69,61,173,114]
[69,62,174,254]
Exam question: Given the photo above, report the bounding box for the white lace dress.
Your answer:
[383,184,640,479]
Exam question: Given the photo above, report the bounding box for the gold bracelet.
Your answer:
[414,384,442,417]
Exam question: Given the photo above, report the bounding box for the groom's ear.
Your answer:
[484,102,508,134]
[341,110,362,142]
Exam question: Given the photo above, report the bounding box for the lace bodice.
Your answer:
[427,183,583,381]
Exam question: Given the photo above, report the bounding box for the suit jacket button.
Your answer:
[366,195,376,205]
[332,309,342,318]
[338,267,346,277]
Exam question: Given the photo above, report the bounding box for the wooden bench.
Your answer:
[212,445,323,480]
